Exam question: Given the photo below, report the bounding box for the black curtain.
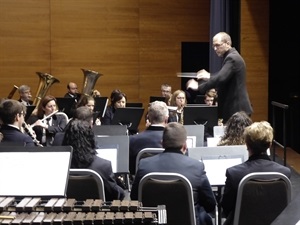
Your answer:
[209,0,240,73]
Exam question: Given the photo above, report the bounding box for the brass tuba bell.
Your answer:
[33,72,60,108]
[81,68,102,97]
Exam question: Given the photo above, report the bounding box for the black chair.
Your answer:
[233,172,292,225]
[135,148,164,173]
[138,172,196,225]
[67,168,105,201]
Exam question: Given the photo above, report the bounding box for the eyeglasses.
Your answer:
[212,42,224,48]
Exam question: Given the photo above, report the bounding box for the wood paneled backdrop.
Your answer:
[0,0,268,131]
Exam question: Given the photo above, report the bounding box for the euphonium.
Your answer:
[78,68,102,103]
[32,72,60,108]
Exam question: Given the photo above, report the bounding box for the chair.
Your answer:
[138,172,196,225]
[135,148,164,173]
[56,111,70,123]
[67,168,106,201]
[233,172,292,225]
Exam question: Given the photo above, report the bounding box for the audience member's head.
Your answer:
[148,101,169,125]
[218,111,252,146]
[162,122,187,151]
[244,121,273,155]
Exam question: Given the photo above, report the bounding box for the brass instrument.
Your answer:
[7,85,19,99]
[78,68,102,103]
[32,72,60,108]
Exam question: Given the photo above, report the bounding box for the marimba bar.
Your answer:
[0,197,167,225]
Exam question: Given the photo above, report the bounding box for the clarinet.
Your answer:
[22,122,44,147]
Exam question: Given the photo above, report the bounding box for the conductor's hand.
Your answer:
[196,69,210,80]
[186,79,199,91]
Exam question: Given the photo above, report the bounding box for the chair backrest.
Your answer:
[135,148,164,173]
[67,168,106,201]
[233,172,292,225]
[138,172,196,225]
[56,111,70,123]
[184,124,205,147]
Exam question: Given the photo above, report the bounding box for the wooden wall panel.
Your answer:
[241,0,269,122]
[0,0,269,130]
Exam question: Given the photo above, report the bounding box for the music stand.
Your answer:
[0,146,73,199]
[126,102,143,108]
[56,97,77,118]
[94,97,108,118]
[25,105,36,121]
[111,107,145,133]
[183,105,218,129]
[149,96,166,103]
[194,95,206,104]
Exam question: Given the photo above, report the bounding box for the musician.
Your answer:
[27,95,67,146]
[0,99,35,146]
[129,101,169,174]
[75,95,101,125]
[168,89,187,124]
[64,82,80,101]
[18,85,33,106]
[102,89,127,125]
[62,119,125,201]
[131,122,216,225]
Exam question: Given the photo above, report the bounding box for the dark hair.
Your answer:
[62,119,97,168]
[110,89,127,108]
[0,99,26,124]
[76,95,94,108]
[36,95,57,118]
[73,106,93,122]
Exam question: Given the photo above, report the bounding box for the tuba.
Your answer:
[7,85,19,99]
[78,68,102,103]
[32,72,60,108]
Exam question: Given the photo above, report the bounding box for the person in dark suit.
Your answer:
[131,122,216,225]
[220,121,291,225]
[62,119,125,201]
[186,32,253,123]
[27,95,67,146]
[129,100,169,174]
[18,85,33,106]
[64,82,80,100]
[0,99,35,146]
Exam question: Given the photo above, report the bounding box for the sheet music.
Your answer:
[176,72,198,78]
[96,148,118,173]
[0,152,71,196]
[186,136,196,148]
[202,157,242,186]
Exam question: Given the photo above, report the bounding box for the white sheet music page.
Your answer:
[0,152,71,196]
[96,148,118,173]
[202,157,242,186]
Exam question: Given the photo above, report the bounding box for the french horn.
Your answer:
[32,72,60,108]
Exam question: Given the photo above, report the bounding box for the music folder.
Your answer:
[111,107,145,132]
[56,97,77,118]
[25,105,36,121]
[0,146,73,199]
[149,96,166,103]
[94,97,108,118]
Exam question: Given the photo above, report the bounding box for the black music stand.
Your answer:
[25,105,36,121]
[194,95,206,104]
[149,96,166,103]
[183,105,218,128]
[94,97,108,118]
[0,146,73,199]
[126,102,143,108]
[111,107,145,134]
[56,97,77,118]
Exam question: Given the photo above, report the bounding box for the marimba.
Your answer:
[0,197,167,224]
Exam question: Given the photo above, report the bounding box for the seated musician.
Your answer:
[102,89,127,125]
[18,85,33,106]
[0,99,35,146]
[167,89,187,124]
[131,122,216,225]
[75,95,101,125]
[62,119,125,201]
[27,95,67,146]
